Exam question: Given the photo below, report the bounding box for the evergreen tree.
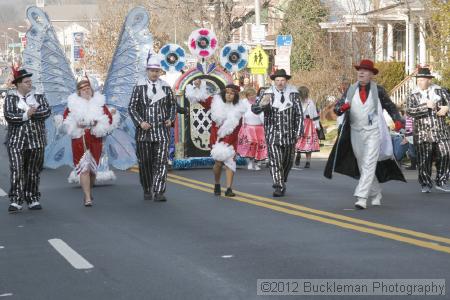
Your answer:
[279,0,328,72]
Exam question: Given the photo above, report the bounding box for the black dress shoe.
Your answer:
[144,193,153,201]
[28,201,42,210]
[8,203,22,213]
[295,154,301,166]
[273,188,285,197]
[154,193,167,202]
[304,161,310,168]
[224,188,235,197]
[214,184,221,196]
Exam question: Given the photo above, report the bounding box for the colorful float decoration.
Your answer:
[170,29,249,169]
[188,28,218,59]
[220,43,248,72]
[159,43,186,72]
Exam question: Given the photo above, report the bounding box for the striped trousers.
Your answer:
[7,147,45,204]
[267,144,295,190]
[136,141,169,195]
[415,140,450,187]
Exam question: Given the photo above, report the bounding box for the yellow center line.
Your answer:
[167,177,450,255]
[129,167,450,254]
[167,173,450,246]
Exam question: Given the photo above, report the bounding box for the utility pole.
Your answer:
[254,0,265,88]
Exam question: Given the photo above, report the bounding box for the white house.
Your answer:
[320,0,429,75]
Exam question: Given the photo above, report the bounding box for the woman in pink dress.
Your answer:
[295,86,320,168]
[237,87,267,170]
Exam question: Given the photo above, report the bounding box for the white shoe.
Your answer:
[247,160,254,170]
[354,198,367,209]
[435,184,450,192]
[371,193,382,206]
[254,164,261,170]
[421,185,432,193]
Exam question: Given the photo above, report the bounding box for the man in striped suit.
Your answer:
[128,55,176,201]
[3,69,51,213]
[406,67,450,193]
[252,69,304,197]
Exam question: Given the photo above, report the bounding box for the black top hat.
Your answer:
[415,67,434,78]
[12,68,33,84]
[270,69,291,80]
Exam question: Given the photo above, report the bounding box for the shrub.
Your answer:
[375,62,406,92]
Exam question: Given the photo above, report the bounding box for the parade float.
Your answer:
[158,28,249,169]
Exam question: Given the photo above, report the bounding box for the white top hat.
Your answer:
[147,53,162,70]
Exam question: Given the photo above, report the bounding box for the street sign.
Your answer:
[248,45,269,70]
[21,37,27,48]
[18,32,25,38]
[250,68,267,75]
[276,35,293,47]
[251,24,266,43]
[274,55,291,75]
[8,43,22,48]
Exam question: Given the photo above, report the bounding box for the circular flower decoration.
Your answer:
[220,43,248,72]
[188,28,218,58]
[159,44,186,72]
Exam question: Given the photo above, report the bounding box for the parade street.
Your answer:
[0,126,449,300]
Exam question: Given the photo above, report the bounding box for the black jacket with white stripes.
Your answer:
[3,92,51,149]
[406,86,450,144]
[251,88,304,146]
[128,83,177,142]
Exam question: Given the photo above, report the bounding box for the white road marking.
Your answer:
[0,246,4,249]
[48,239,94,270]
[0,293,13,297]
[0,188,6,197]
[221,255,234,258]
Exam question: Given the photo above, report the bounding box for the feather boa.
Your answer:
[210,94,246,138]
[211,142,236,172]
[185,81,209,104]
[210,95,246,172]
[63,92,119,138]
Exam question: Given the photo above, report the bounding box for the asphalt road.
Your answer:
[0,125,449,300]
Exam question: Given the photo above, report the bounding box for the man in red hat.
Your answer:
[251,69,304,197]
[3,68,51,213]
[406,67,450,193]
[324,59,406,209]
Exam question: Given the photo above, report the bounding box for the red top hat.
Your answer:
[354,59,378,75]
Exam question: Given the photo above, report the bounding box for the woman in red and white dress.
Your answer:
[237,87,267,170]
[186,80,246,197]
[63,79,119,206]
[295,86,320,168]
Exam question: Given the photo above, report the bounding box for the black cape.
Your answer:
[324,113,406,183]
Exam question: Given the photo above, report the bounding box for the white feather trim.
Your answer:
[185,81,209,103]
[95,170,117,182]
[64,92,115,138]
[210,95,246,138]
[211,141,235,162]
[67,169,116,184]
[211,142,237,172]
[90,114,111,137]
[75,150,98,175]
[68,169,79,184]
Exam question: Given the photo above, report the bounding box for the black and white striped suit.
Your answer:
[252,86,304,190]
[3,92,51,205]
[406,86,450,187]
[128,81,176,195]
